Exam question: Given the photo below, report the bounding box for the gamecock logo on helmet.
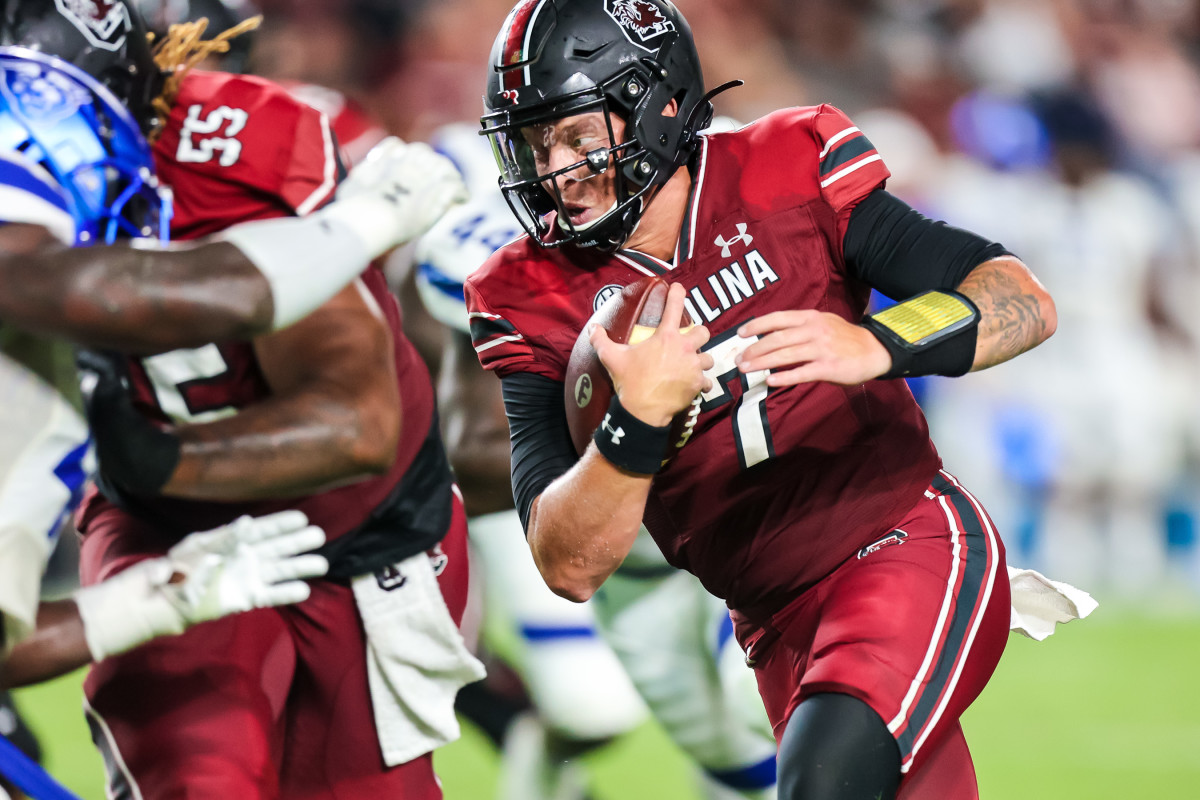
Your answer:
[604,0,676,52]
[55,0,131,52]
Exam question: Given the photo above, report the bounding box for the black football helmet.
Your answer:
[481,0,724,252]
[0,0,161,134]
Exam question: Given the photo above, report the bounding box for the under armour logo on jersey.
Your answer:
[600,413,625,445]
[714,223,753,258]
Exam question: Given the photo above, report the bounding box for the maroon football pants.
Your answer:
[79,496,470,800]
[732,470,1010,799]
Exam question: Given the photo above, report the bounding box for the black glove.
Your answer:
[76,348,181,496]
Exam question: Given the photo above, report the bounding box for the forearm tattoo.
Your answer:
[957,258,1052,370]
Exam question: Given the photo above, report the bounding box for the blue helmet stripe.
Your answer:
[0,156,70,213]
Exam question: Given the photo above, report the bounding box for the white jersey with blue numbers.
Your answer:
[0,150,89,651]
[415,124,524,333]
[0,150,77,244]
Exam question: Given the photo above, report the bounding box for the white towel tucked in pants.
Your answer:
[352,549,486,766]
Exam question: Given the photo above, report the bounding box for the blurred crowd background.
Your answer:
[168,0,1200,603]
[13,3,1200,797]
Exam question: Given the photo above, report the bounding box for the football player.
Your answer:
[0,42,462,689]
[416,121,776,800]
[7,3,482,798]
[466,2,1057,799]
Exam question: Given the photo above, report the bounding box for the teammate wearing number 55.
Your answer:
[465,1,1057,798]
[5,3,480,799]
[0,39,460,689]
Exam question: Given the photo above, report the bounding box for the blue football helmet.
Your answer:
[0,45,170,244]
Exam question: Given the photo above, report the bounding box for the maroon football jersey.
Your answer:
[78,72,448,567]
[279,81,388,167]
[153,71,340,237]
[465,105,943,614]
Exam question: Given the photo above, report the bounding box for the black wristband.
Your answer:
[77,349,181,495]
[592,396,671,475]
[861,290,979,379]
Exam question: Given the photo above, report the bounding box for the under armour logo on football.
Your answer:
[714,223,753,257]
[600,413,626,445]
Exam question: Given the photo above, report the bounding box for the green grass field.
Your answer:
[13,606,1200,799]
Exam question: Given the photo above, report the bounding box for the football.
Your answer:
[563,277,702,459]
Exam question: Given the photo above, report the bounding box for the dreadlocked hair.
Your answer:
[147,15,263,140]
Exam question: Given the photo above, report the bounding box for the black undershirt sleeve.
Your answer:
[501,371,580,533]
[843,189,1013,300]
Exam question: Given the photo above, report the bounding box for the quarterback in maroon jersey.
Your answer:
[10,3,480,798]
[466,1,1058,799]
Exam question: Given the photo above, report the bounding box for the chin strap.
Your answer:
[681,80,745,142]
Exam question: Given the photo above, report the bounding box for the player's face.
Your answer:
[520,110,625,229]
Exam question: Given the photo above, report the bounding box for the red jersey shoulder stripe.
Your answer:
[469,310,527,353]
[814,111,889,212]
[468,310,537,377]
[819,131,878,178]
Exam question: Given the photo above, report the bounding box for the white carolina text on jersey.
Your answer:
[682,249,780,325]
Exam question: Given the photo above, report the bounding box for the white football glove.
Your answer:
[326,136,469,256]
[76,510,329,662]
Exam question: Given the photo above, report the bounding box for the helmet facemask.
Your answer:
[483,68,675,252]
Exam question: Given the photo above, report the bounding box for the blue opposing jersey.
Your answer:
[0,150,76,244]
[414,123,524,332]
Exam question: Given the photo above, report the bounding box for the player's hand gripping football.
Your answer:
[590,283,714,427]
[335,136,469,250]
[75,511,328,661]
[735,309,892,387]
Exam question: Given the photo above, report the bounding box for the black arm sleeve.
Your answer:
[501,372,580,533]
[844,189,1013,300]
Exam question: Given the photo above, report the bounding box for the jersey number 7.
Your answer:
[700,326,774,469]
